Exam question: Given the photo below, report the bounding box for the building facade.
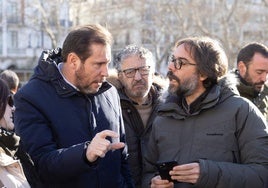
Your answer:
[0,0,71,71]
[0,0,267,77]
[72,0,268,73]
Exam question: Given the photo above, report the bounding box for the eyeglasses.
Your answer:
[169,55,196,70]
[7,95,14,107]
[120,66,151,78]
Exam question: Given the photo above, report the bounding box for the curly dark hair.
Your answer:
[175,36,228,88]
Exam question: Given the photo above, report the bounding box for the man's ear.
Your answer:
[199,73,208,81]
[67,53,79,68]
[237,61,247,76]
[118,72,123,79]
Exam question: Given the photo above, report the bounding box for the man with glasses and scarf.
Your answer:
[107,44,167,188]
[142,37,268,188]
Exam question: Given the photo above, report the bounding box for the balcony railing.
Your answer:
[7,48,26,55]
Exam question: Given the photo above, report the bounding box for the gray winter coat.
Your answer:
[142,76,268,188]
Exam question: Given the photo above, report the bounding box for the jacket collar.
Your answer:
[32,48,111,97]
[233,69,259,98]
[159,75,239,119]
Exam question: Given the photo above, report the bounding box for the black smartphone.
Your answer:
[156,161,178,182]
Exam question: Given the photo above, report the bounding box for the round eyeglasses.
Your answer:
[7,95,14,107]
[120,66,151,78]
[169,55,196,70]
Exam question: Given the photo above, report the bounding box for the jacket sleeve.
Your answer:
[142,123,159,188]
[196,102,268,188]
[14,90,96,183]
[117,93,135,188]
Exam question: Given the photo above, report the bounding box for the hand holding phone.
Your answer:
[156,161,178,182]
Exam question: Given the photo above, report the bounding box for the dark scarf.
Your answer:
[181,88,211,114]
[235,69,259,98]
[0,127,20,158]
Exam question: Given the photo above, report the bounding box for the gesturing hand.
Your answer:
[150,175,174,188]
[86,130,125,162]
[170,162,200,184]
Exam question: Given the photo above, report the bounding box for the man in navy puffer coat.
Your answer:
[14,24,134,188]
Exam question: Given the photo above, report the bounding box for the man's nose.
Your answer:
[262,72,268,82]
[101,65,109,77]
[168,61,175,71]
[134,70,142,80]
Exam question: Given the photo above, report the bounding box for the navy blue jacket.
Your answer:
[14,49,133,188]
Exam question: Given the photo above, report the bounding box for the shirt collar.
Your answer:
[57,63,79,91]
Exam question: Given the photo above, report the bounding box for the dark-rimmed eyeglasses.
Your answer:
[120,66,151,78]
[169,55,196,70]
[7,95,14,107]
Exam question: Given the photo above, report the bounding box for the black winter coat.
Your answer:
[119,85,162,188]
[107,72,165,188]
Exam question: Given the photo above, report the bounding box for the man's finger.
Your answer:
[110,142,125,150]
[98,130,119,139]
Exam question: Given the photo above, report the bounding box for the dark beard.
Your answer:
[167,71,184,95]
[167,71,198,97]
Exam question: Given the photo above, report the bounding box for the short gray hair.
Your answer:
[0,70,19,91]
[114,44,155,71]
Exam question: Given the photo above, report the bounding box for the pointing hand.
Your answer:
[86,130,125,162]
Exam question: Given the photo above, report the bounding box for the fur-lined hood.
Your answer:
[218,72,240,97]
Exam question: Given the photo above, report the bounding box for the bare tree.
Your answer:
[58,0,268,72]
[148,0,268,69]
[24,0,73,48]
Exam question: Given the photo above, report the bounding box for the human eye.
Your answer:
[256,70,264,75]
[124,68,135,75]
[93,62,103,68]
[96,61,110,69]
[180,59,187,65]
[180,58,192,66]
[140,66,150,74]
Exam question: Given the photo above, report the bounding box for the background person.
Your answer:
[0,78,30,188]
[107,44,167,188]
[0,68,39,187]
[0,69,20,121]
[142,36,268,188]
[0,69,20,95]
[14,24,134,187]
[232,42,268,121]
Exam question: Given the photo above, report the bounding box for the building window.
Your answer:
[251,0,262,4]
[0,0,2,21]
[9,31,18,48]
[0,29,2,55]
[7,2,19,23]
